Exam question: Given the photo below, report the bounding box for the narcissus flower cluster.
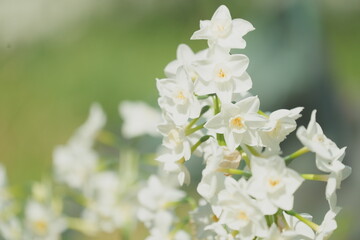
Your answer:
[0,4,351,240]
[151,5,351,240]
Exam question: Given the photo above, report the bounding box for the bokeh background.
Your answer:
[0,0,359,239]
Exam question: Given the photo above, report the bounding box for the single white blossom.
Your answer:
[205,96,266,151]
[218,177,268,240]
[194,45,252,103]
[119,101,161,138]
[247,155,304,214]
[260,107,303,151]
[157,68,201,125]
[191,5,255,49]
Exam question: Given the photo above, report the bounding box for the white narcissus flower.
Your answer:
[164,43,207,81]
[137,175,185,227]
[260,107,303,151]
[0,217,22,240]
[197,139,242,206]
[315,208,340,240]
[247,155,304,215]
[218,177,268,240]
[145,211,191,240]
[82,171,135,233]
[296,110,345,172]
[119,101,161,138]
[205,96,266,151]
[189,199,219,239]
[53,103,105,189]
[325,150,352,210]
[157,68,201,125]
[191,5,255,49]
[25,201,66,240]
[195,45,252,103]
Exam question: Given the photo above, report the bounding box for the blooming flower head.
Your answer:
[205,96,266,151]
[191,5,255,49]
[247,155,304,215]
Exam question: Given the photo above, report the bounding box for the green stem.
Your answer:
[246,145,262,157]
[213,94,221,114]
[216,133,226,146]
[237,147,251,169]
[218,168,252,178]
[186,122,205,136]
[285,210,320,232]
[301,174,329,182]
[284,147,310,165]
[186,105,210,130]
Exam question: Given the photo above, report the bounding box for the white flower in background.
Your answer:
[260,107,303,151]
[205,96,266,151]
[195,45,251,103]
[53,103,106,189]
[189,199,219,239]
[137,174,185,227]
[157,68,201,125]
[218,177,268,240]
[145,211,190,240]
[297,110,345,172]
[82,171,134,233]
[164,43,207,81]
[24,200,66,240]
[0,217,23,240]
[191,5,255,49]
[119,101,161,138]
[247,155,303,215]
[315,208,340,240]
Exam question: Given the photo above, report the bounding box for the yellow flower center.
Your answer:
[33,220,48,235]
[176,91,186,100]
[217,68,226,78]
[230,117,243,128]
[237,211,248,220]
[268,178,280,187]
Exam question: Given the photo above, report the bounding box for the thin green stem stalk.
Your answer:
[284,147,310,165]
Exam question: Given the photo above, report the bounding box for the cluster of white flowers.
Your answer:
[153,5,351,240]
[0,4,351,240]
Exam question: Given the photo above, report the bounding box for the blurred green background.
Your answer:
[0,0,359,239]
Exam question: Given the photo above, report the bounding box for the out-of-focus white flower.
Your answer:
[247,155,303,214]
[145,211,190,240]
[164,44,207,80]
[137,174,185,227]
[205,96,266,151]
[119,101,161,138]
[189,199,219,239]
[0,217,23,240]
[157,68,201,125]
[191,5,255,49]
[82,171,136,233]
[218,177,268,240]
[24,200,66,240]
[53,103,105,189]
[194,45,251,103]
[260,107,303,151]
